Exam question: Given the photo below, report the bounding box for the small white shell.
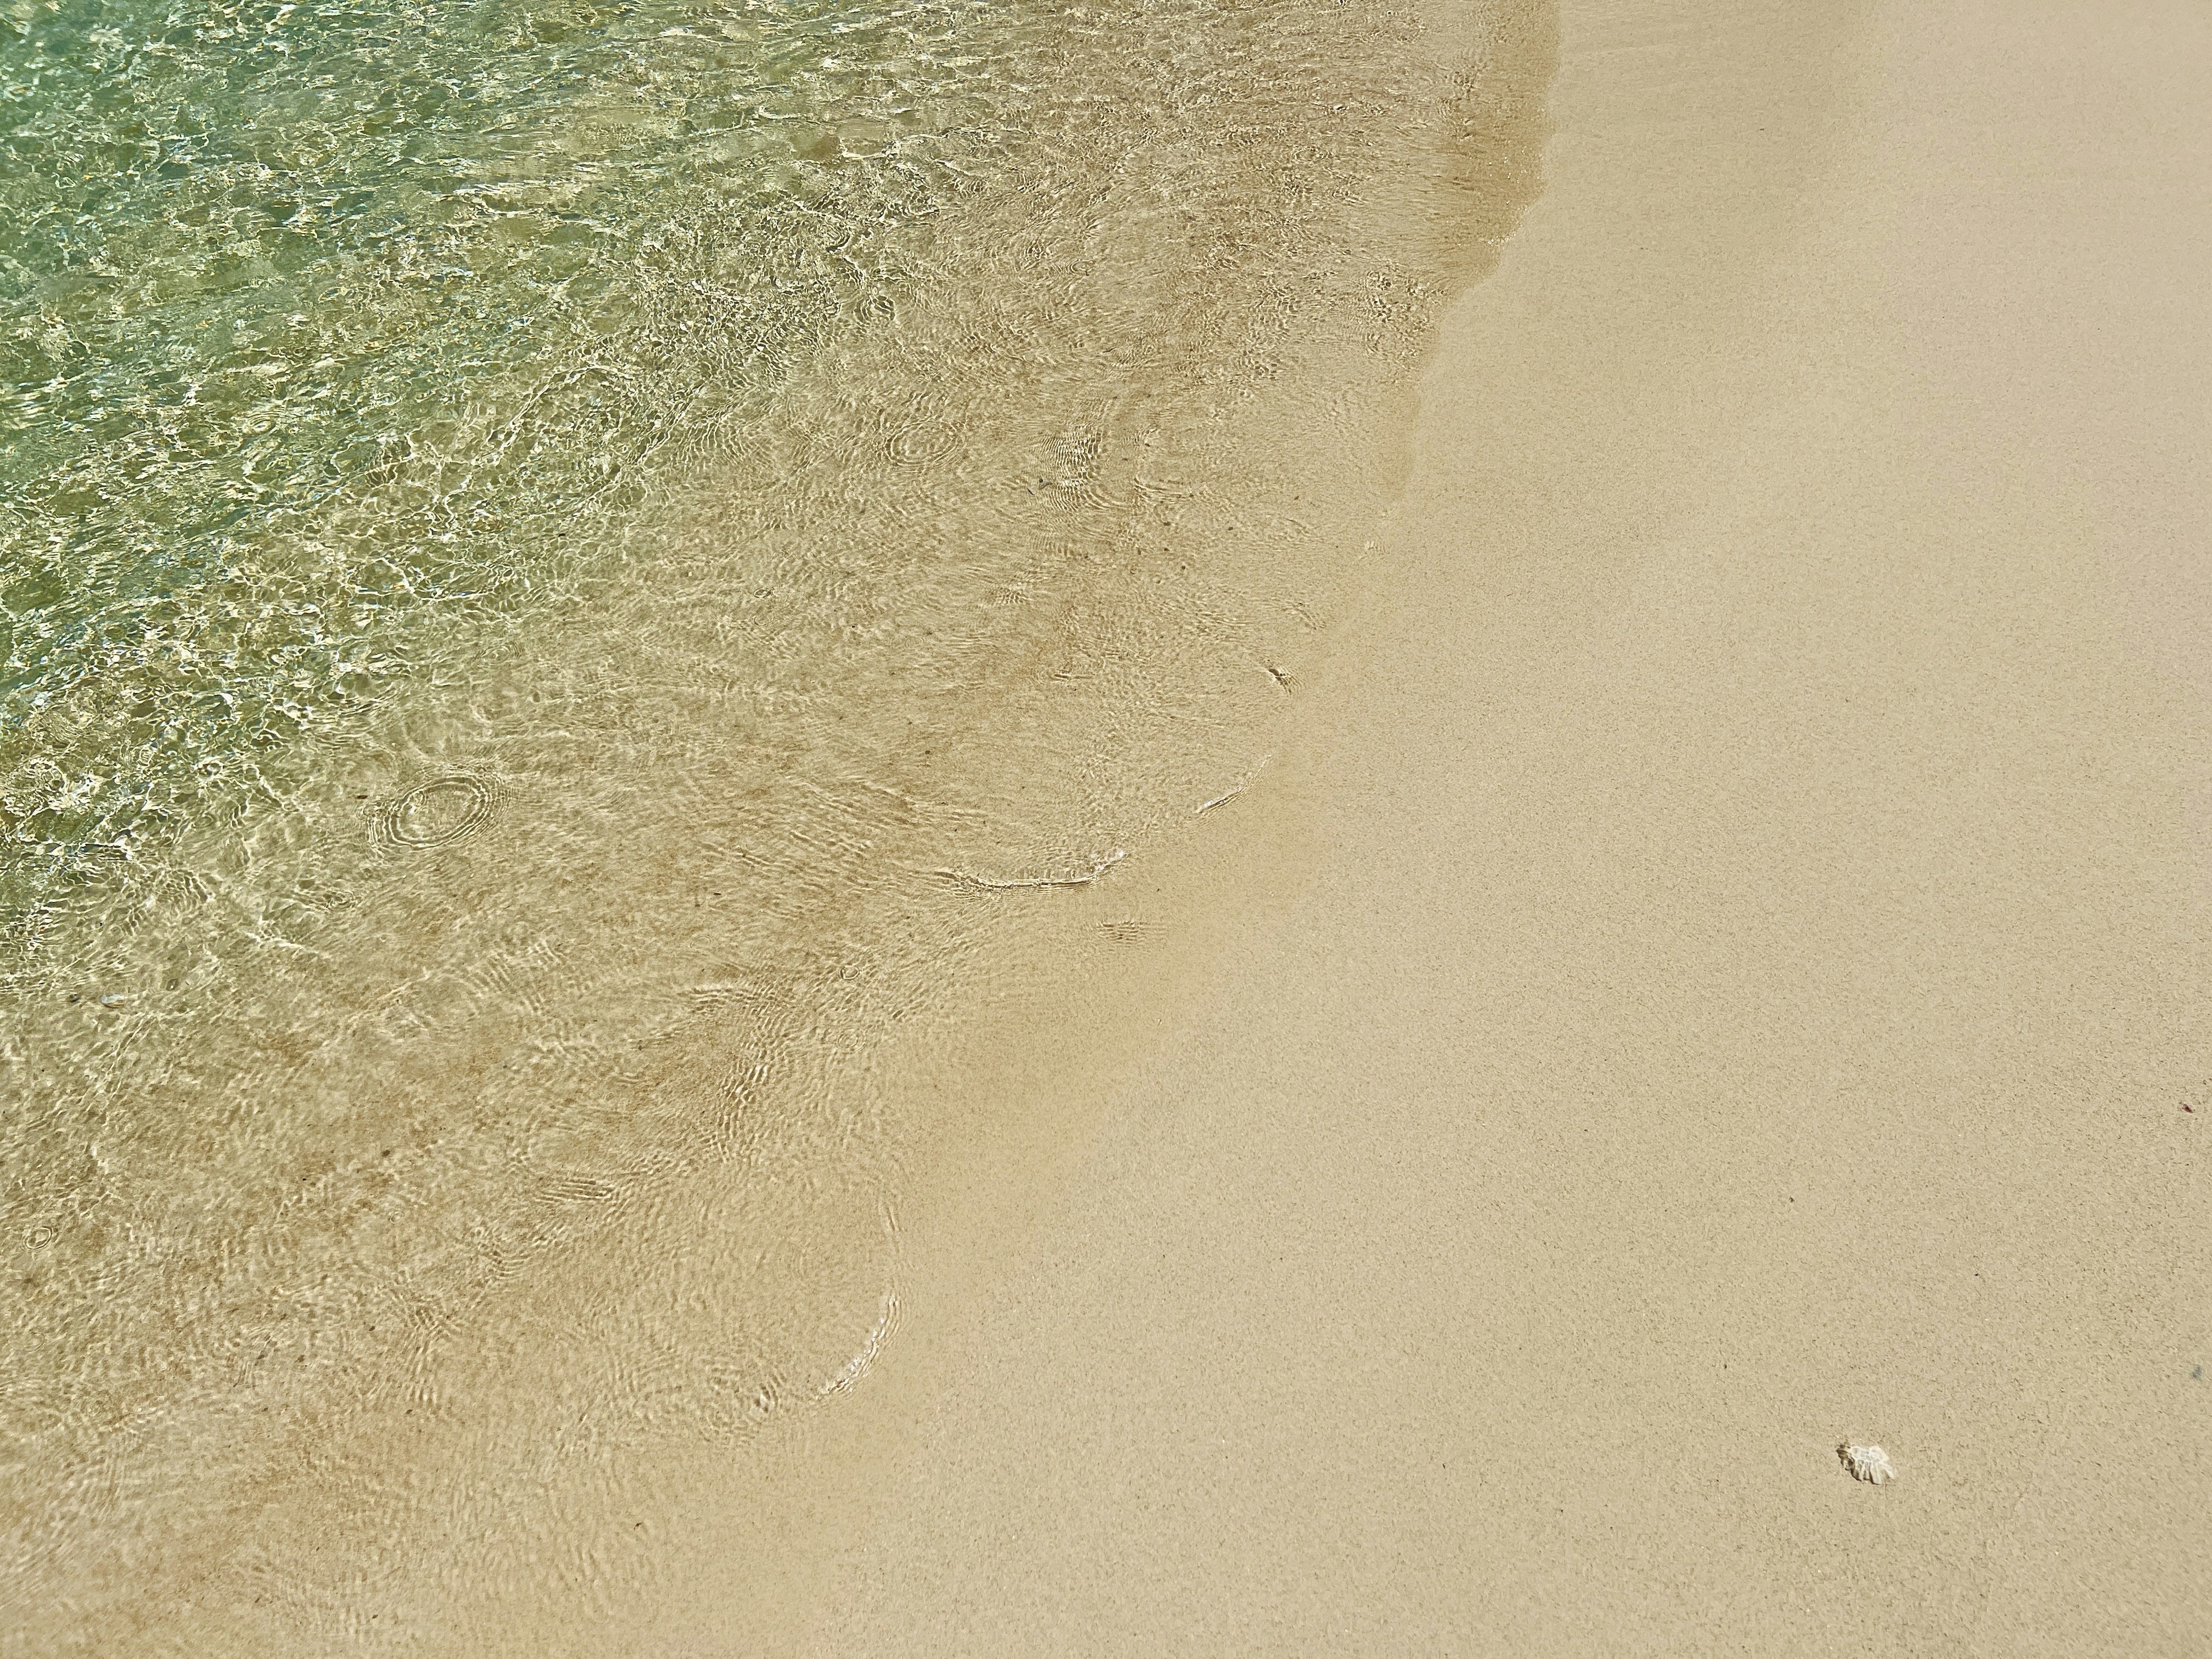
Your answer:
[1839,1442,1897,1484]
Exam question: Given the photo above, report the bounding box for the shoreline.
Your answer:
[16,0,2208,1647]
[716,1,2212,1650]
[6,4,1564,1649]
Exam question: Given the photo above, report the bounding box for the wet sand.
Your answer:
[6,6,1562,1650]
[714,0,2212,1650]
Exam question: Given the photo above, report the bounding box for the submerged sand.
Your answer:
[695,0,2211,1652]
[9,1,1556,1650]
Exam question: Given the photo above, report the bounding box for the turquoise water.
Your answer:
[2,0,1001,935]
[3,0,1558,1645]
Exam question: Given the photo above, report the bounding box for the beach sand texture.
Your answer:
[701,1,2212,1653]
[7,0,2208,1652]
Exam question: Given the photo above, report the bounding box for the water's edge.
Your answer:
[4,2,1557,1647]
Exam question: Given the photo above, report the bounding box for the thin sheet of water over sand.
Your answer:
[5,1,1555,1650]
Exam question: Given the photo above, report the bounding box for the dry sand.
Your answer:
[693,0,2211,1652]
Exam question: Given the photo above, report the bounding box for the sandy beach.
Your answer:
[684,1,2211,1651]
[12,0,2207,1650]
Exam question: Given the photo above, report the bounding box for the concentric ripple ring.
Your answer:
[380,774,493,850]
[885,421,958,467]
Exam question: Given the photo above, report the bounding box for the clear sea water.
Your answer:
[2,0,1552,1647]
[3,0,1014,935]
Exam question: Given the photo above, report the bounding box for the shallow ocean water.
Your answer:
[4,0,1020,933]
[2,0,1554,1647]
